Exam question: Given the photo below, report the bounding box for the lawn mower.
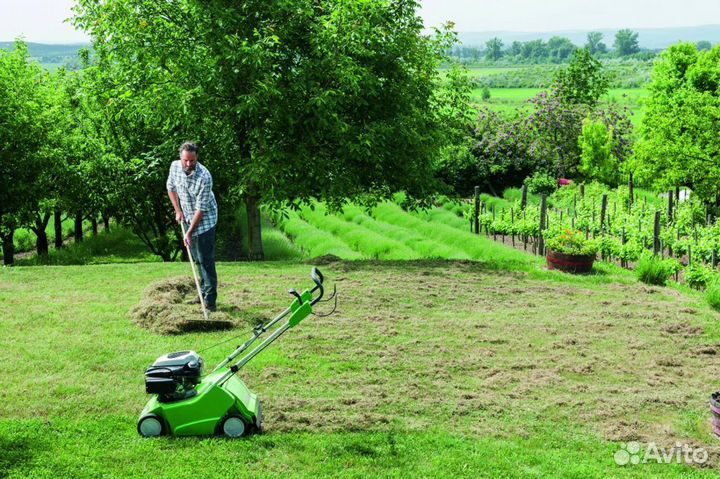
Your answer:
[137,267,336,438]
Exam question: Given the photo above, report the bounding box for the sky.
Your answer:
[419,0,720,32]
[1,0,719,43]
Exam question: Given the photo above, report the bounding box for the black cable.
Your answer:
[197,331,251,354]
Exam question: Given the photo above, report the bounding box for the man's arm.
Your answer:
[168,190,185,224]
[184,210,204,246]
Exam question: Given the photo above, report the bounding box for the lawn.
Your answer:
[2,260,719,477]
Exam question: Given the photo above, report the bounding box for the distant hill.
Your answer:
[456,25,720,50]
[0,42,90,68]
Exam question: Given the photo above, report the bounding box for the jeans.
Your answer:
[190,225,217,308]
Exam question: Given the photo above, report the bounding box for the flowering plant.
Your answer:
[544,228,598,256]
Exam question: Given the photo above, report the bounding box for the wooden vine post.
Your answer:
[474,186,480,235]
[653,211,661,256]
[538,194,547,256]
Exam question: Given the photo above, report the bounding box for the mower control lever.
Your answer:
[288,289,302,302]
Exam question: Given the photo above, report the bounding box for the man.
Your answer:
[167,142,219,311]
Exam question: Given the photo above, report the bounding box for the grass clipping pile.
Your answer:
[130,277,235,334]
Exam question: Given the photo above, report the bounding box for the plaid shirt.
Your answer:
[166,160,218,236]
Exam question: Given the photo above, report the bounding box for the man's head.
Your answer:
[179,142,199,173]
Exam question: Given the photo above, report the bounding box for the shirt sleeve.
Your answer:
[195,174,214,212]
[166,161,177,192]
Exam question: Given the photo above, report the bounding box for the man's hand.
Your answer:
[184,231,192,247]
[175,210,185,224]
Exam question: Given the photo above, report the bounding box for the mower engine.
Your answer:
[144,350,204,402]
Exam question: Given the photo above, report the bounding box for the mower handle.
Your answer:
[310,267,324,305]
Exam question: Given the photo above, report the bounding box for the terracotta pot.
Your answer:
[546,249,595,274]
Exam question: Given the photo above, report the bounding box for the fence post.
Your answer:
[474,186,480,235]
[580,183,585,199]
[600,194,608,231]
[628,173,634,211]
[521,184,528,211]
[653,211,661,256]
[492,206,496,241]
[511,208,515,247]
[668,189,674,223]
[538,194,547,256]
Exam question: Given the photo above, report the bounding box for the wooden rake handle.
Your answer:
[181,222,209,320]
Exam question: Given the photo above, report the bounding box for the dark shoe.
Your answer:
[207,304,217,312]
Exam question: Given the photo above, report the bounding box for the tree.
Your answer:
[508,41,523,58]
[485,37,504,61]
[74,0,460,260]
[547,36,577,62]
[585,32,607,55]
[552,48,610,107]
[697,40,712,51]
[521,39,547,61]
[578,117,618,186]
[0,41,53,265]
[632,43,720,205]
[613,29,640,56]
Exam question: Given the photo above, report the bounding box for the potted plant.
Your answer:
[544,228,598,273]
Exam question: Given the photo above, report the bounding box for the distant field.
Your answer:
[471,87,648,127]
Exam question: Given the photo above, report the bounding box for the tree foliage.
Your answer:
[633,43,720,204]
[74,0,461,260]
[0,42,53,264]
[578,117,618,186]
[585,32,607,55]
[613,29,640,56]
[485,37,504,61]
[552,48,610,107]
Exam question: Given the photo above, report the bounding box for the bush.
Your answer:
[706,279,720,311]
[480,86,491,101]
[635,254,675,286]
[685,264,714,290]
[523,172,557,196]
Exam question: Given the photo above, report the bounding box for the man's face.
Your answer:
[181,151,198,173]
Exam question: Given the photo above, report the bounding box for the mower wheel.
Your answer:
[137,414,164,437]
[221,415,247,438]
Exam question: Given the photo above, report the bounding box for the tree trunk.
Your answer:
[2,230,14,265]
[245,194,264,261]
[35,220,49,257]
[74,211,83,243]
[103,213,110,232]
[54,209,63,249]
[92,216,98,236]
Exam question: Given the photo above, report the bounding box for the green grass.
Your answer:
[340,204,471,259]
[15,227,160,266]
[372,201,539,271]
[276,211,363,260]
[4,216,87,255]
[260,216,306,261]
[300,204,420,260]
[471,87,648,127]
[2,261,718,477]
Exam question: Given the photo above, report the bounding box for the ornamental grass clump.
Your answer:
[544,228,598,256]
[635,254,676,286]
[706,279,720,311]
